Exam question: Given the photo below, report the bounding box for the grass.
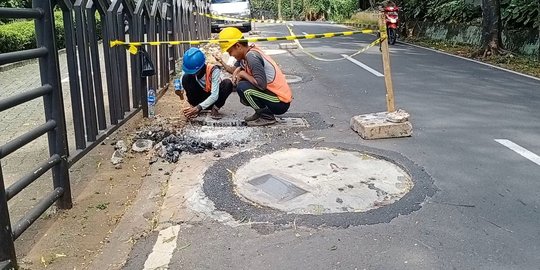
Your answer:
[345,11,379,26]
[405,37,540,78]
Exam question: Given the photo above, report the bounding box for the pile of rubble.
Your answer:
[111,115,256,165]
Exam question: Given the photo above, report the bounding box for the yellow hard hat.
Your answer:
[218,27,243,52]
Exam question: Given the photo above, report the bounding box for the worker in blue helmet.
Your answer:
[177,47,233,119]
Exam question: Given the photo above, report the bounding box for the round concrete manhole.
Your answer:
[235,148,413,214]
[203,143,436,229]
[285,74,302,84]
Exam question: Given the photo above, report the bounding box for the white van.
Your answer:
[210,0,252,33]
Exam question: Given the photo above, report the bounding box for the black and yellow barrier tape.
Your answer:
[110,29,378,54]
[194,12,287,24]
[285,23,382,62]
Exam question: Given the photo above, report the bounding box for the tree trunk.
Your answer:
[291,0,294,20]
[477,0,504,57]
[278,0,282,20]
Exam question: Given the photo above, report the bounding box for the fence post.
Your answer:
[58,0,87,150]
[0,164,17,268]
[379,13,396,113]
[33,0,72,209]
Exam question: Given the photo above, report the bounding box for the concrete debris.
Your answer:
[155,134,227,163]
[115,140,128,153]
[111,150,124,165]
[386,109,410,123]
[114,164,122,170]
[132,139,154,152]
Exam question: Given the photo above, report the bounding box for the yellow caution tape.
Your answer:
[194,12,287,24]
[285,23,381,62]
[110,29,378,54]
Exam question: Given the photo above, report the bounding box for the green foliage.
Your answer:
[501,0,539,29]
[425,0,481,23]
[0,20,36,53]
[0,0,32,23]
[0,11,102,53]
[251,0,358,21]
[400,0,537,29]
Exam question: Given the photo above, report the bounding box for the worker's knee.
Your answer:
[220,78,233,91]
[235,80,253,94]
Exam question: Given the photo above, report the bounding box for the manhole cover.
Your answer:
[248,174,307,202]
[285,74,302,84]
[192,113,310,128]
[262,49,288,55]
[235,148,414,214]
[275,117,309,128]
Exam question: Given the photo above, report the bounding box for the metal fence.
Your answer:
[0,0,210,268]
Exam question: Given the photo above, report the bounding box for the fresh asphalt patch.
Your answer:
[202,135,437,232]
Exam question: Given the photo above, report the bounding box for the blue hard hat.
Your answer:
[182,47,206,74]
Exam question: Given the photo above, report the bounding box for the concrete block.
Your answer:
[350,112,412,140]
[279,43,298,50]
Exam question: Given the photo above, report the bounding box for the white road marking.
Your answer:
[495,139,540,166]
[341,54,384,77]
[61,77,69,83]
[143,225,181,270]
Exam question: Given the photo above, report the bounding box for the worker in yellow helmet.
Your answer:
[214,27,293,126]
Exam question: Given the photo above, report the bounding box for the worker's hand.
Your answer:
[183,105,201,118]
[236,70,248,80]
[232,67,241,85]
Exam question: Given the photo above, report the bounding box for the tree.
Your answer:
[478,0,504,56]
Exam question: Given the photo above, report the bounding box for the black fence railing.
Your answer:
[0,0,210,268]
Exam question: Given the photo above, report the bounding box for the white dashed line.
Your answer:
[495,139,540,166]
[143,225,181,270]
[341,54,384,77]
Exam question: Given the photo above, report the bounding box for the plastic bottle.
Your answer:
[147,88,156,118]
[174,74,184,100]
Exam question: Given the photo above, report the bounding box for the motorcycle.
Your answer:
[383,6,399,45]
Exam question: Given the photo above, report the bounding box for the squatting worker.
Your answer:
[215,27,292,126]
[177,47,233,119]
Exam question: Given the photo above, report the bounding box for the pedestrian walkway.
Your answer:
[0,43,115,224]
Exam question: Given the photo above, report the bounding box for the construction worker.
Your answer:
[177,47,233,119]
[215,27,292,126]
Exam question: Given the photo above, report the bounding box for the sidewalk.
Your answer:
[0,43,117,255]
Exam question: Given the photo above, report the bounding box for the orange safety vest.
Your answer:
[204,64,217,92]
[244,46,292,103]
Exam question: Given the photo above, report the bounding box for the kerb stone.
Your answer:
[350,112,413,139]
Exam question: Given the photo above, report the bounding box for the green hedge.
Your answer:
[0,11,101,54]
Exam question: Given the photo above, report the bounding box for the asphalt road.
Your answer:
[124,22,540,269]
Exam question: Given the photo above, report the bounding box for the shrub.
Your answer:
[0,20,36,53]
[0,11,102,54]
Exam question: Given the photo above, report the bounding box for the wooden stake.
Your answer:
[379,13,396,112]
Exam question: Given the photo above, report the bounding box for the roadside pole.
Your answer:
[379,13,396,112]
[349,13,412,139]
